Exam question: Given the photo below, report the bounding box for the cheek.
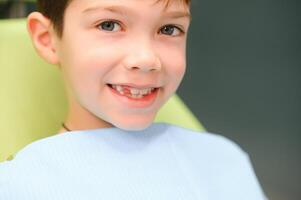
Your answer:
[161,47,186,85]
[59,39,122,90]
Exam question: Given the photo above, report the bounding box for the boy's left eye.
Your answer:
[159,25,183,36]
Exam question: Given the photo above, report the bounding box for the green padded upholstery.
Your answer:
[0,19,205,162]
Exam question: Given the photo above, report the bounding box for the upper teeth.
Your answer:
[111,84,155,95]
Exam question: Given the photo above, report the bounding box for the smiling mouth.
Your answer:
[107,84,159,99]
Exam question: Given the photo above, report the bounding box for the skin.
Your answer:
[27,0,191,133]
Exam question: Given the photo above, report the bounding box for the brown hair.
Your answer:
[37,0,191,37]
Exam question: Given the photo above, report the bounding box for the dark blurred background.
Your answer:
[1,0,300,199]
[182,1,300,200]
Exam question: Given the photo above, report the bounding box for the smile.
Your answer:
[107,84,160,108]
[108,84,157,99]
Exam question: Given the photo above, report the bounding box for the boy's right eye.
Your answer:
[96,20,122,32]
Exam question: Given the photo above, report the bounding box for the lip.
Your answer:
[107,83,160,89]
[107,84,160,109]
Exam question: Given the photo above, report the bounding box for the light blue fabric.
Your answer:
[0,123,268,200]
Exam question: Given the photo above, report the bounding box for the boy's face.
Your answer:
[53,0,191,131]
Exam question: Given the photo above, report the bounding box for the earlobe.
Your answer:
[27,12,59,65]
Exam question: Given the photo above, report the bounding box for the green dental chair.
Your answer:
[0,19,205,162]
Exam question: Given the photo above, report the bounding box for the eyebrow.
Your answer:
[82,5,191,20]
[164,11,192,20]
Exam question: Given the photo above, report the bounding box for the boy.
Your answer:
[0,0,268,199]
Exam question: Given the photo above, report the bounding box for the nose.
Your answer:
[123,39,162,72]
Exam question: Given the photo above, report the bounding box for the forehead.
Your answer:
[68,0,190,15]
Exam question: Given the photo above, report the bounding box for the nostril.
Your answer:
[127,66,149,71]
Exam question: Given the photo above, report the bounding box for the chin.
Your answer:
[112,117,154,132]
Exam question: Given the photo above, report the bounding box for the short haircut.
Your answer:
[37,0,191,37]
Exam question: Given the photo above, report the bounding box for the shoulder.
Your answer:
[159,123,269,200]
[159,123,248,159]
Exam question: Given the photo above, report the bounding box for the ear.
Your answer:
[27,12,59,65]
